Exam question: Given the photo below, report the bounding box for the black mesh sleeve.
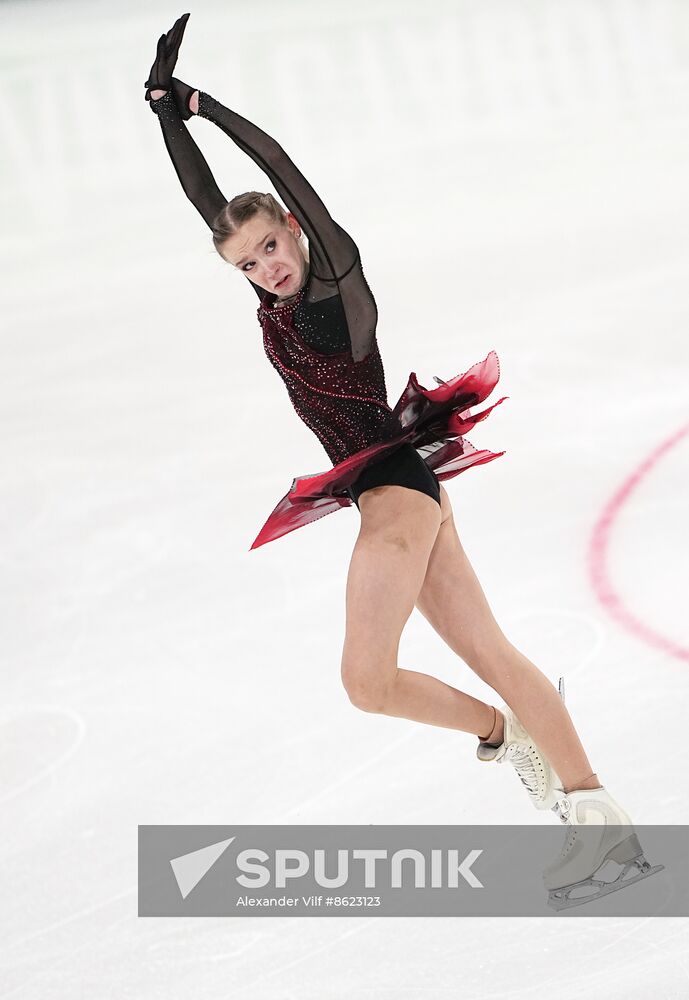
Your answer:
[150,91,266,302]
[149,90,227,230]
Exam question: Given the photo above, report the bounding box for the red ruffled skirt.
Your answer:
[250,350,507,550]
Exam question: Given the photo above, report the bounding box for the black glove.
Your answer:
[144,13,190,102]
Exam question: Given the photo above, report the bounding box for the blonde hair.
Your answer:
[212,192,288,261]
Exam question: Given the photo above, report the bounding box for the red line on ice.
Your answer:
[587,422,689,663]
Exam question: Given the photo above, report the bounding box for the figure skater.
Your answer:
[144,15,661,908]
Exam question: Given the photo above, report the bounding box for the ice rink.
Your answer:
[2,0,688,995]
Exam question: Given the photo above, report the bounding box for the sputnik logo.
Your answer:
[170,837,236,899]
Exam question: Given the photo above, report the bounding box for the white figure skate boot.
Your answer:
[544,786,664,911]
[476,677,565,812]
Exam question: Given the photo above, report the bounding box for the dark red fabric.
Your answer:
[258,285,401,466]
[250,347,507,550]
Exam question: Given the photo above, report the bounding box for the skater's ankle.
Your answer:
[564,773,602,794]
[479,707,504,746]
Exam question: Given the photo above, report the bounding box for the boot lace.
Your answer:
[504,744,541,799]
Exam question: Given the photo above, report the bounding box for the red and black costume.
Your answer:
[149,87,507,550]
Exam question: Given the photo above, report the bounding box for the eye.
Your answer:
[242,240,276,272]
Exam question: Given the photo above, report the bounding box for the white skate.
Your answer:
[476,676,566,812]
[544,786,664,911]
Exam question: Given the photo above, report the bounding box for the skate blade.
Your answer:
[547,858,665,912]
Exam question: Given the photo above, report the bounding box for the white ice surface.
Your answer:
[1,0,688,997]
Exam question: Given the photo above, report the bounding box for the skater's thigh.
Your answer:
[415,510,509,674]
[342,485,441,677]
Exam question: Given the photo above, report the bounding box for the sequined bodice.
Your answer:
[258,286,402,465]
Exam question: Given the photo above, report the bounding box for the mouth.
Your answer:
[275,274,290,290]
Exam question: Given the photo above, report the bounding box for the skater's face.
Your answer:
[221,211,308,297]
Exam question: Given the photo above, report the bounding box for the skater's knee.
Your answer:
[345,685,388,713]
[341,665,396,713]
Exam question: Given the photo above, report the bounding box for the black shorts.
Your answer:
[346,443,441,509]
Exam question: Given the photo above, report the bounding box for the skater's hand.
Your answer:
[144,13,191,103]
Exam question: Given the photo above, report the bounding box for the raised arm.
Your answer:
[149,90,227,230]
[196,92,359,289]
[143,14,377,360]
[144,15,228,229]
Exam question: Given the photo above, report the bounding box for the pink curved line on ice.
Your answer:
[587,421,689,662]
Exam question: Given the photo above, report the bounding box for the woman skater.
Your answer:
[144,15,661,908]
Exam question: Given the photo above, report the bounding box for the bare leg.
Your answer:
[483,650,600,793]
[341,485,499,739]
[341,484,599,795]
[347,647,598,793]
[414,491,600,793]
[353,665,508,739]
